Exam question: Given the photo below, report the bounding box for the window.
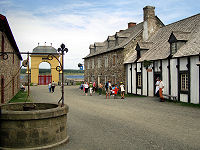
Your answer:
[1,35,4,59]
[180,73,188,92]
[113,55,116,66]
[137,73,142,88]
[87,61,90,69]
[92,59,94,69]
[98,58,101,68]
[171,42,177,55]
[1,34,4,53]
[105,56,108,68]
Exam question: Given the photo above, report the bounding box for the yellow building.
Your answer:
[30,45,61,85]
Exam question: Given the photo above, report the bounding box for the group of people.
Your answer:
[80,80,125,99]
[155,77,164,102]
[80,81,96,96]
[48,81,56,93]
[105,80,125,99]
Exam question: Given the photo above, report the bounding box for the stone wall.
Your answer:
[0,31,21,104]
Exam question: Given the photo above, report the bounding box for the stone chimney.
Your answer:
[142,6,158,41]
[143,6,155,21]
[128,22,136,28]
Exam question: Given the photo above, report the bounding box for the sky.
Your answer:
[0,0,199,69]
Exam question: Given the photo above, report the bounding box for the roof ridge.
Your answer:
[165,13,200,27]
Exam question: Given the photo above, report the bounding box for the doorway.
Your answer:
[154,72,161,96]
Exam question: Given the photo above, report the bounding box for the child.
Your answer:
[120,82,125,99]
[114,84,118,99]
[112,85,115,96]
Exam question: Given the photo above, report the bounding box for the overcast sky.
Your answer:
[0,0,199,69]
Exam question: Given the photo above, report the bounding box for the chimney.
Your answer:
[128,22,136,28]
[143,6,155,21]
[142,6,157,41]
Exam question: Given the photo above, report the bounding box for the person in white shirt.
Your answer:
[155,77,160,97]
[120,82,125,99]
[84,82,89,96]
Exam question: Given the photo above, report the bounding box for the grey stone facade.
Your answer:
[83,6,164,89]
[0,14,22,104]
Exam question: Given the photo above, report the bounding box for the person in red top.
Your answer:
[114,84,118,99]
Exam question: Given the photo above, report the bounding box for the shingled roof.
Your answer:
[83,22,144,59]
[137,13,200,62]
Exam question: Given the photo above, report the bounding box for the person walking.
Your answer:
[106,80,111,99]
[114,84,119,99]
[84,82,89,96]
[93,82,96,93]
[51,81,56,93]
[155,77,160,97]
[89,82,93,96]
[99,82,103,96]
[48,82,51,93]
[120,82,125,99]
[159,79,164,102]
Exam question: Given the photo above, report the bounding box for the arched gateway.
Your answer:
[31,45,60,85]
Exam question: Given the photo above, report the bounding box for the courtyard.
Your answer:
[30,85,200,150]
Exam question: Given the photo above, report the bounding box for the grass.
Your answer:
[165,99,200,108]
[9,90,31,103]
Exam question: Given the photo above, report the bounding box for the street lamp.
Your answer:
[58,43,68,106]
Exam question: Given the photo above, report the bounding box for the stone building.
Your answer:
[83,6,164,87]
[0,14,22,104]
[126,12,200,104]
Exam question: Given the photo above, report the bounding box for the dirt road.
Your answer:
[30,85,200,150]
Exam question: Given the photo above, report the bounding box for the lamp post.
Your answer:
[58,44,68,106]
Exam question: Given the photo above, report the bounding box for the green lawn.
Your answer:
[9,90,31,103]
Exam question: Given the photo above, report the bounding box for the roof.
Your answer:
[32,46,59,55]
[0,14,22,60]
[84,22,144,59]
[137,13,200,62]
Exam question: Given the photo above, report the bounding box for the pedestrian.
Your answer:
[84,82,89,96]
[155,77,160,97]
[114,84,119,99]
[89,82,93,96]
[112,84,115,97]
[48,82,51,92]
[120,82,125,99]
[106,80,111,99]
[99,82,103,96]
[51,81,56,93]
[159,79,164,102]
[93,81,96,93]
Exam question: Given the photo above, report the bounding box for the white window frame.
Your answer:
[181,73,188,91]
[98,58,101,68]
[92,59,94,69]
[105,56,108,68]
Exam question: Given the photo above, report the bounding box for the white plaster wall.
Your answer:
[148,70,154,96]
[137,89,141,95]
[137,63,141,72]
[180,57,188,71]
[132,63,136,94]
[190,56,199,104]
[154,60,161,72]
[162,60,169,95]
[142,66,147,96]
[170,58,178,97]
[180,94,188,103]
[127,64,131,93]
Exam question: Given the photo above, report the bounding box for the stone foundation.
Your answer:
[0,103,69,149]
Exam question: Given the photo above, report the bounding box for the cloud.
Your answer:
[2,0,199,69]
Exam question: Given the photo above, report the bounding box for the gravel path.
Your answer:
[30,85,200,150]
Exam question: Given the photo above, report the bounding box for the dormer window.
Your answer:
[171,42,177,55]
[168,31,189,55]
